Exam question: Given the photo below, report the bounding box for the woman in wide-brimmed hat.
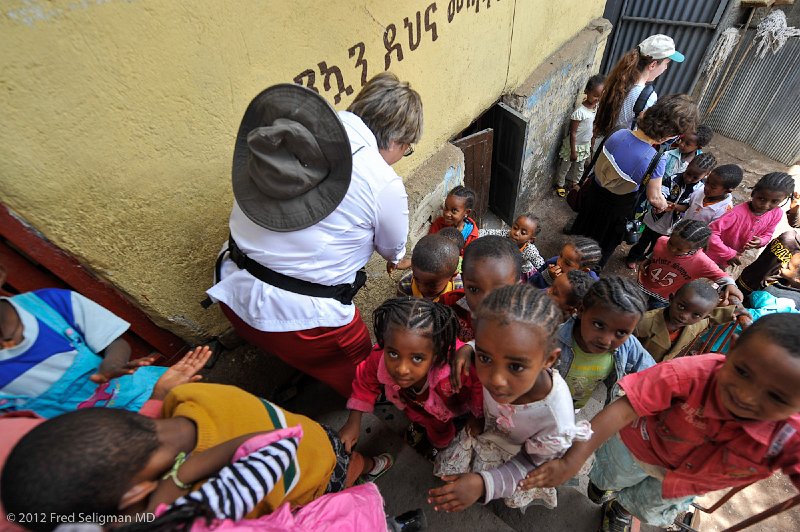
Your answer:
[206,73,422,396]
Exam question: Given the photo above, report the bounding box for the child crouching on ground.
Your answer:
[528,236,601,289]
[340,297,483,461]
[397,234,462,301]
[479,213,545,280]
[524,313,800,530]
[555,276,655,410]
[428,285,592,511]
[634,279,750,362]
[2,383,379,522]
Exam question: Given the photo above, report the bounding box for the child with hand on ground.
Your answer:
[555,276,655,410]
[440,235,522,344]
[429,185,480,250]
[428,285,592,511]
[635,279,749,362]
[340,297,483,462]
[682,163,743,224]
[0,287,168,418]
[479,213,545,279]
[639,219,744,309]
[626,153,716,268]
[396,234,463,302]
[708,172,796,268]
[2,382,375,524]
[547,269,596,318]
[554,74,605,197]
[528,236,601,289]
[662,124,713,179]
[524,313,800,531]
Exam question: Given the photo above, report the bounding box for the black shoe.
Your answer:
[587,480,615,504]
[600,500,632,532]
[387,509,427,532]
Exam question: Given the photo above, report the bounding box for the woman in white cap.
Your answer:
[594,34,685,140]
[206,73,422,397]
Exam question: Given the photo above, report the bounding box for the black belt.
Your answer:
[201,235,366,308]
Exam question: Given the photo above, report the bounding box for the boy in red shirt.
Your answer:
[522,313,800,530]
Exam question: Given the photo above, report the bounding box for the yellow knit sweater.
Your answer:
[163,383,335,515]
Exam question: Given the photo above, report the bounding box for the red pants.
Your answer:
[220,304,372,397]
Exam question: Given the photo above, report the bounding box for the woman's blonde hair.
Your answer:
[594,48,664,138]
[347,72,423,149]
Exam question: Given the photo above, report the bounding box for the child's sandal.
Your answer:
[358,453,394,483]
[555,187,567,198]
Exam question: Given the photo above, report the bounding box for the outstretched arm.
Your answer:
[521,397,637,489]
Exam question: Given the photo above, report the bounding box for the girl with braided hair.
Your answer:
[555,276,655,410]
[626,152,717,268]
[639,219,745,309]
[708,172,798,268]
[340,297,482,467]
[428,285,592,512]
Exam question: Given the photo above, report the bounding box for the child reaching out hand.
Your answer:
[428,285,592,512]
[340,297,483,462]
[523,313,800,530]
[707,172,796,268]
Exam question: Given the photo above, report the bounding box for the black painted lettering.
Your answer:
[348,42,368,86]
[293,69,318,93]
[383,23,404,70]
[425,3,438,41]
[317,61,354,104]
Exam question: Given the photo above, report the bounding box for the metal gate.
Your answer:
[601,0,731,95]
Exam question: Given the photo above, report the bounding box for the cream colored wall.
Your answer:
[0,0,605,340]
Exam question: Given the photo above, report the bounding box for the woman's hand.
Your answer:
[450,344,474,391]
[428,473,485,512]
[151,346,213,400]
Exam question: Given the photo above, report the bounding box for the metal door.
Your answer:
[489,103,528,225]
[453,128,493,226]
[601,0,731,95]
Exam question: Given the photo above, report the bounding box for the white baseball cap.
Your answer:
[638,34,685,62]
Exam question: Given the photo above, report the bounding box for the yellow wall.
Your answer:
[1,0,604,340]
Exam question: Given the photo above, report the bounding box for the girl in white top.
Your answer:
[553,75,605,196]
[429,285,591,512]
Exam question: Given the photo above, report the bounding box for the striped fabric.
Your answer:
[172,435,300,521]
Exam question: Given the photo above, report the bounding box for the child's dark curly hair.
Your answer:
[637,94,699,142]
[565,269,596,308]
[373,297,459,366]
[474,284,563,349]
[711,164,744,190]
[695,124,714,148]
[582,276,647,317]
[752,172,794,198]
[736,313,800,357]
[516,213,542,236]
[585,74,606,93]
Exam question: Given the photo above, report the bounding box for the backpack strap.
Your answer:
[631,83,655,129]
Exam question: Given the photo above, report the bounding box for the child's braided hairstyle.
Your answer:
[672,219,712,249]
[566,236,602,269]
[690,152,716,171]
[373,297,459,365]
[517,213,542,236]
[565,269,596,308]
[447,185,476,210]
[475,284,563,348]
[753,172,794,197]
[582,276,647,317]
[475,284,564,348]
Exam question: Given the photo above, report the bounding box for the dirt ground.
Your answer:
[203,133,800,531]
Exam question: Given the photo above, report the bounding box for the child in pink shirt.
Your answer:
[340,297,483,457]
[707,172,795,267]
[639,219,744,309]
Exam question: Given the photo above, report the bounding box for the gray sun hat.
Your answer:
[232,83,352,232]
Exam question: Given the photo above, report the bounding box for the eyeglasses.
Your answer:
[403,144,415,157]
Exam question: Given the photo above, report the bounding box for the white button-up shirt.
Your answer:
[206,111,409,331]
